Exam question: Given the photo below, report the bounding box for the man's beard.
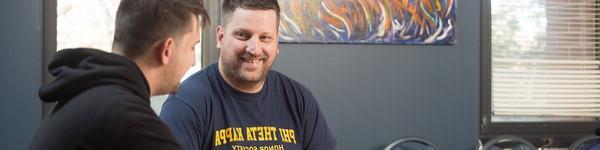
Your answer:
[224,60,270,85]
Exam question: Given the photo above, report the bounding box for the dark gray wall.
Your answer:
[0,0,480,149]
[273,1,481,150]
[0,0,43,149]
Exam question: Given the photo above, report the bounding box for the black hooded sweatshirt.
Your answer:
[29,48,181,150]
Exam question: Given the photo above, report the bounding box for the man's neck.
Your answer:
[133,58,162,96]
[112,47,162,96]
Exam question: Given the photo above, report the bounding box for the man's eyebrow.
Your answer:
[232,28,250,33]
[260,32,275,35]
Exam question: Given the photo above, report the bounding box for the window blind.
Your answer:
[491,0,600,122]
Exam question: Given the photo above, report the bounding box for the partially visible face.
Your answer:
[164,15,200,94]
[217,8,279,87]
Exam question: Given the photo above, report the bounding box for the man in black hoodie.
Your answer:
[29,0,209,149]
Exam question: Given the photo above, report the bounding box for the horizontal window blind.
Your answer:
[491,0,600,122]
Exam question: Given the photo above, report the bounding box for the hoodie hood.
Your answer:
[39,48,150,102]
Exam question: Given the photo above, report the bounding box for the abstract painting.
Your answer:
[278,0,456,44]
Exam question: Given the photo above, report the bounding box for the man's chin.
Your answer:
[238,72,266,83]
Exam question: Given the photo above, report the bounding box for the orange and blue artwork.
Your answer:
[278,0,456,44]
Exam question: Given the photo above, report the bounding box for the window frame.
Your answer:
[42,0,56,117]
[200,0,221,67]
[480,0,598,146]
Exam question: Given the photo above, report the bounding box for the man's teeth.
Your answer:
[242,58,260,63]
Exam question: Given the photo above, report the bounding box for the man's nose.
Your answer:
[245,36,261,56]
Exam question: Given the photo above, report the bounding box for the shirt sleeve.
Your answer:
[301,90,337,150]
[160,95,205,150]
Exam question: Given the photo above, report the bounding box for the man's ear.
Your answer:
[216,25,224,49]
[156,37,175,65]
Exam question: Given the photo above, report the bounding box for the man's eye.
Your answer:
[260,36,273,41]
[235,33,250,40]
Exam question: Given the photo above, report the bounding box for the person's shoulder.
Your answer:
[177,65,217,97]
[89,85,147,104]
[60,85,159,147]
[268,70,319,109]
[72,85,156,125]
[180,67,212,89]
[167,74,214,103]
[70,85,144,114]
[44,85,142,127]
[165,65,219,111]
[268,70,312,93]
[90,86,155,120]
[267,70,322,115]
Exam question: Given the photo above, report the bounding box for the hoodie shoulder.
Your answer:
[31,84,155,150]
[39,48,150,103]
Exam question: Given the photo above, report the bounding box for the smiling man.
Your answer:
[159,0,337,150]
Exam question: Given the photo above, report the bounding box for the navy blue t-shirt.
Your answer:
[160,63,336,150]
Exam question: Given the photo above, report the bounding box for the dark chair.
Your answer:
[569,135,600,150]
[481,135,536,150]
[383,137,440,150]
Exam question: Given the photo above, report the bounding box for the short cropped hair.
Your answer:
[113,0,210,59]
[221,0,280,26]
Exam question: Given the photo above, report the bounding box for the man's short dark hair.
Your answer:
[221,0,280,26]
[113,0,210,59]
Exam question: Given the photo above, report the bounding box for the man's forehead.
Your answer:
[238,9,276,18]
[226,9,276,22]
